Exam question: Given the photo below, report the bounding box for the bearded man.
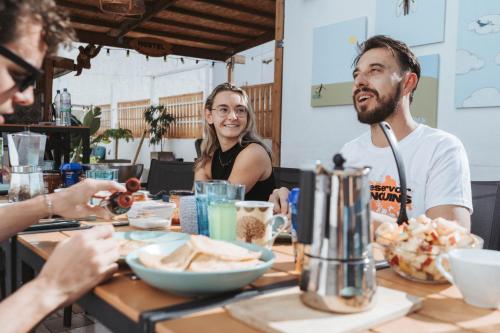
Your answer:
[271,35,472,230]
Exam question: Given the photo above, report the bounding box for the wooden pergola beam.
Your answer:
[271,0,284,166]
[75,29,232,61]
[108,0,180,38]
[227,30,275,55]
[193,0,275,20]
[147,17,254,40]
[168,7,272,32]
[56,0,96,12]
[70,16,237,48]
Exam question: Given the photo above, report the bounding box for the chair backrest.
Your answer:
[146,159,194,195]
[471,181,500,250]
[194,138,203,158]
[273,167,301,190]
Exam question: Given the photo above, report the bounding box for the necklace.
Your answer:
[218,149,234,167]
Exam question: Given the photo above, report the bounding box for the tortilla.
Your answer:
[138,235,263,272]
[118,239,148,257]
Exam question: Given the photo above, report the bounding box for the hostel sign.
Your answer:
[130,37,172,57]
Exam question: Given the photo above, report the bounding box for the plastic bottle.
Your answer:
[60,88,72,126]
[53,90,61,125]
[100,178,141,215]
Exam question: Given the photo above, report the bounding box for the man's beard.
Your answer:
[353,83,402,125]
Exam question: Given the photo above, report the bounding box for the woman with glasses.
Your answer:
[194,83,276,200]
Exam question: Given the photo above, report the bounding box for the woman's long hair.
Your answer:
[195,83,270,170]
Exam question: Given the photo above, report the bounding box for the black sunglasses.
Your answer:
[0,44,44,92]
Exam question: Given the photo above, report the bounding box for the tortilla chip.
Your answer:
[138,235,263,272]
[188,253,262,272]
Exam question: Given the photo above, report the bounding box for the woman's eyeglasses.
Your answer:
[211,105,248,118]
[0,45,44,92]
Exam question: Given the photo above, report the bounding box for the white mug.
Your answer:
[235,201,290,248]
[436,249,500,309]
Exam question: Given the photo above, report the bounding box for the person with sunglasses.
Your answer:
[194,83,276,201]
[0,1,123,332]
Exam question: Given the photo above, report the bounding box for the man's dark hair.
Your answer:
[0,0,75,55]
[354,35,421,103]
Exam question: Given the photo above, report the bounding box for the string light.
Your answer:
[69,44,221,66]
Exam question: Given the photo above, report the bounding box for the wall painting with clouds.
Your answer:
[456,0,500,108]
[311,17,367,107]
[375,0,446,47]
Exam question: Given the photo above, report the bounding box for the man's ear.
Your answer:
[205,108,214,124]
[403,72,418,96]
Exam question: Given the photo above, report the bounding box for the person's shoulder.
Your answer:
[238,143,270,163]
[418,125,464,149]
[341,131,371,152]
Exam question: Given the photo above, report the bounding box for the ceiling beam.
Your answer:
[228,30,275,55]
[191,0,275,19]
[147,17,253,40]
[70,16,236,48]
[107,0,180,38]
[56,0,97,12]
[168,7,272,32]
[74,29,232,61]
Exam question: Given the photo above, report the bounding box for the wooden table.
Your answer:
[14,225,500,333]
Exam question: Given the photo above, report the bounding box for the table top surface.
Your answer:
[16,222,500,333]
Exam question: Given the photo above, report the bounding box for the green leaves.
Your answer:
[144,105,175,151]
[95,128,134,143]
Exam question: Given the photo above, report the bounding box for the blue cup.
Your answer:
[288,187,300,243]
[60,163,82,187]
[194,180,228,236]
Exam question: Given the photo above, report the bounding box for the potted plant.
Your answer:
[94,128,134,161]
[144,105,176,161]
[71,106,102,163]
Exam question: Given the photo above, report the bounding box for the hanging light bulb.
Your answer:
[163,55,167,62]
[106,48,110,56]
[126,49,130,57]
[180,57,185,64]
[195,60,199,64]
[146,55,149,61]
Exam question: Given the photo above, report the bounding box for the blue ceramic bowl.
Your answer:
[126,239,275,295]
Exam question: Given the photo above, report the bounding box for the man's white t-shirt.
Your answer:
[340,124,472,219]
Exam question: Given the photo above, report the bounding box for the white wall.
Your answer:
[281,0,500,180]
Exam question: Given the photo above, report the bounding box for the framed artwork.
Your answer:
[412,54,439,127]
[455,0,500,108]
[311,17,367,107]
[375,0,446,47]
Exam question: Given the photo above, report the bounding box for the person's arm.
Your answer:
[427,205,471,231]
[194,161,210,181]
[0,225,119,333]
[228,143,271,194]
[269,187,290,215]
[0,179,126,240]
[424,137,472,230]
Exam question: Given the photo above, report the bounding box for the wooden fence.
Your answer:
[242,83,273,139]
[159,92,204,139]
[96,104,111,135]
[117,99,150,138]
